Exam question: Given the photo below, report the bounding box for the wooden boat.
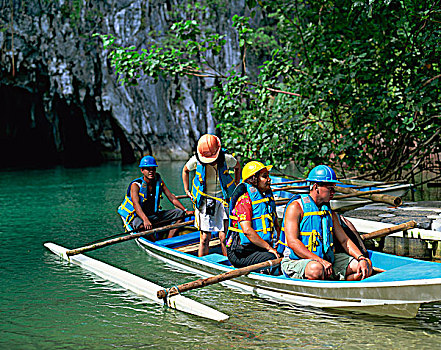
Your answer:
[270,176,412,211]
[44,242,229,322]
[133,229,441,319]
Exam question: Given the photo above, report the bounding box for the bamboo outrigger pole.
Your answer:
[360,220,416,240]
[66,220,195,257]
[157,258,283,299]
[334,186,403,206]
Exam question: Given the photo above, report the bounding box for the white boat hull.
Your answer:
[135,237,441,318]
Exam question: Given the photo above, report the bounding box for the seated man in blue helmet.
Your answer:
[118,156,194,239]
[278,165,372,281]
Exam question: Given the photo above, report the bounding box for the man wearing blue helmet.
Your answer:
[118,156,193,238]
[278,165,372,281]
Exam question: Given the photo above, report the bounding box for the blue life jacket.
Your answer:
[117,174,163,229]
[227,182,277,247]
[278,194,334,263]
[191,150,236,209]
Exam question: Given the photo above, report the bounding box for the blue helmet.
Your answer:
[139,156,158,168]
[306,165,341,184]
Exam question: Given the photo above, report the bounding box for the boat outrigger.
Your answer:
[134,228,441,319]
[44,242,229,322]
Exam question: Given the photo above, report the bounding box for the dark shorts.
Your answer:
[226,233,280,275]
[132,208,184,235]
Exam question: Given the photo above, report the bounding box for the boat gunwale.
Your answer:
[137,238,438,309]
[137,236,441,290]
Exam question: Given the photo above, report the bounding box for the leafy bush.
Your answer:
[97,0,441,181]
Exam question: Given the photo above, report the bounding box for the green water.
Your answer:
[1,162,440,349]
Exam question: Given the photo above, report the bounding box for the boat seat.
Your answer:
[198,253,230,265]
[365,261,441,282]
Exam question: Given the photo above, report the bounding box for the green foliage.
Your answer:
[97,0,441,180]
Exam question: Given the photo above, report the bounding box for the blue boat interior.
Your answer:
[142,228,441,282]
[154,230,209,249]
[144,230,232,265]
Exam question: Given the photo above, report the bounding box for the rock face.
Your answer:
[0,0,243,168]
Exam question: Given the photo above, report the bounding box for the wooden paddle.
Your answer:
[66,220,195,257]
[157,257,283,299]
[273,191,402,207]
[271,180,307,186]
[334,186,402,206]
[82,214,193,246]
[360,220,416,240]
[272,185,309,192]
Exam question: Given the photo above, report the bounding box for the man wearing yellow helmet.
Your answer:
[226,161,281,275]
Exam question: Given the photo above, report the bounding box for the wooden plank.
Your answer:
[176,238,221,253]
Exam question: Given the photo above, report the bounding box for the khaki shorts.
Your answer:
[281,253,354,280]
[195,198,228,232]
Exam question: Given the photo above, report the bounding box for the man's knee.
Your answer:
[170,208,184,219]
[305,261,325,280]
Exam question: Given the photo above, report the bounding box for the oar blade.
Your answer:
[44,242,228,322]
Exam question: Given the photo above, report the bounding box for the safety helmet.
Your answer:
[197,134,221,164]
[139,155,158,168]
[306,165,341,184]
[242,161,273,182]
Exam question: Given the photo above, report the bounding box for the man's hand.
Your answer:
[267,247,281,258]
[319,259,333,279]
[142,218,153,230]
[357,258,371,280]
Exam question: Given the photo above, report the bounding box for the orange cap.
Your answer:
[197,134,221,164]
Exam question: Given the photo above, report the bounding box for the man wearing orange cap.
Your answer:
[182,134,241,257]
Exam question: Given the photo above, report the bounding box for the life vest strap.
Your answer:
[251,197,270,205]
[303,230,321,252]
[226,178,235,189]
[278,240,288,247]
[277,230,321,251]
[119,196,134,214]
[303,210,330,217]
[193,186,229,207]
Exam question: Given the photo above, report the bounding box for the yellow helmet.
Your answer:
[242,161,273,182]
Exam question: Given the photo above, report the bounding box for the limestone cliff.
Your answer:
[0,0,243,168]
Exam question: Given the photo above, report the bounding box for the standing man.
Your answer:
[279,165,372,281]
[118,156,193,239]
[182,134,241,257]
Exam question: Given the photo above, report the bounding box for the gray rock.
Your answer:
[0,1,245,167]
[345,202,441,230]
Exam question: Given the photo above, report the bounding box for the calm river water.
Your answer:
[1,162,440,349]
